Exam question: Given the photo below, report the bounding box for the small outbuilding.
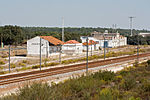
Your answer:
[62,40,83,55]
[27,36,64,56]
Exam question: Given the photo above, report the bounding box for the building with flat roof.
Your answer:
[139,33,150,37]
[81,31,127,48]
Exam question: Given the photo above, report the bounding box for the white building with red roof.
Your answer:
[62,40,83,54]
[27,36,64,56]
[82,40,99,51]
[81,31,127,48]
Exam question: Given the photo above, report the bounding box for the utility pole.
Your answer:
[59,44,62,63]
[129,17,135,36]
[9,29,11,73]
[0,22,3,48]
[103,34,106,60]
[86,36,88,75]
[112,24,117,33]
[0,34,3,48]
[62,17,64,42]
[46,42,48,58]
[40,38,42,71]
[137,33,139,64]
[91,42,92,56]
[9,45,10,73]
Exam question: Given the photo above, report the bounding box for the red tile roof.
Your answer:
[65,40,80,44]
[40,36,64,45]
[82,40,97,45]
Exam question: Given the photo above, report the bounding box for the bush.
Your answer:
[99,88,113,100]
[10,63,16,68]
[22,60,28,63]
[147,60,150,65]
[0,71,7,75]
[0,60,5,65]
[120,75,136,91]
[32,65,40,69]
[16,67,32,72]
[128,96,141,100]
[19,63,26,66]
[141,80,150,92]
[17,83,51,100]
[47,62,59,66]
[92,71,115,82]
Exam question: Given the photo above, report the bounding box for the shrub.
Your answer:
[17,82,51,100]
[120,75,136,91]
[92,71,115,82]
[141,80,150,92]
[19,63,26,66]
[115,75,123,83]
[0,60,5,65]
[22,60,28,63]
[10,63,16,68]
[147,60,150,65]
[0,71,7,75]
[1,55,8,58]
[32,65,40,69]
[128,96,141,100]
[16,67,32,72]
[47,62,59,66]
[43,58,49,65]
[99,88,113,100]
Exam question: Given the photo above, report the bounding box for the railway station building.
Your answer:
[27,36,64,56]
[80,31,127,48]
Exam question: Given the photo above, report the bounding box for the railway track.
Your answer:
[0,53,150,86]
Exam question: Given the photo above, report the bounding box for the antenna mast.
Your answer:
[62,17,64,42]
[129,16,135,36]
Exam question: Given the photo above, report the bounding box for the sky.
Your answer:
[0,0,150,30]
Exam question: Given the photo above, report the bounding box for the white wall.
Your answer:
[83,45,96,51]
[80,36,127,48]
[27,36,49,56]
[62,43,83,54]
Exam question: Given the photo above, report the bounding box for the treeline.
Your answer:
[127,35,150,45]
[0,25,150,45]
